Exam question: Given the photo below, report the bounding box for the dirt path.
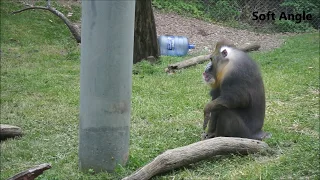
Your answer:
[154,10,287,54]
[59,0,286,54]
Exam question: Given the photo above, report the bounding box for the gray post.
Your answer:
[79,0,135,172]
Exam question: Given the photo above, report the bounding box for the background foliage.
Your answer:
[152,0,319,32]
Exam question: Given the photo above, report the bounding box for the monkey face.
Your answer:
[203,46,230,88]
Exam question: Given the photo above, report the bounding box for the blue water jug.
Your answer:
[158,35,195,56]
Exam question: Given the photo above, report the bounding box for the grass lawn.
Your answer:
[1,1,319,179]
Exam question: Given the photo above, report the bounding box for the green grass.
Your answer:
[1,1,319,180]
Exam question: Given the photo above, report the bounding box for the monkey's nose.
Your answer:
[202,73,209,81]
[203,72,208,78]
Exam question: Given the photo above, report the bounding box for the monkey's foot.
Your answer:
[252,131,272,140]
[262,132,272,140]
[201,132,215,140]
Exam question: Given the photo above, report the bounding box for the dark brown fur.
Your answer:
[202,40,270,140]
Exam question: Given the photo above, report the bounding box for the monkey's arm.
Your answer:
[202,89,220,131]
[203,97,234,131]
[204,92,250,113]
[203,99,225,132]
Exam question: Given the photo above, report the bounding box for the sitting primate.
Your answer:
[202,43,259,132]
[202,40,270,140]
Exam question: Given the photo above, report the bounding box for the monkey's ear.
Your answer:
[221,49,228,57]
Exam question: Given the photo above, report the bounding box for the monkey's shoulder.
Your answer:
[220,74,262,91]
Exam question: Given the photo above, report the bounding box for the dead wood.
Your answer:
[165,54,211,73]
[122,137,270,180]
[12,1,81,43]
[7,163,51,180]
[240,44,261,52]
[165,44,260,73]
[0,124,23,141]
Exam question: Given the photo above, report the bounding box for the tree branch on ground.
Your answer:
[122,137,270,180]
[165,44,260,73]
[12,1,81,43]
[0,124,23,141]
[7,163,51,180]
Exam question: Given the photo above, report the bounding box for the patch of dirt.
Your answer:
[57,1,287,54]
[154,10,288,54]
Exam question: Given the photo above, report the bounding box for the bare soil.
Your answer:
[154,10,287,54]
[57,0,287,54]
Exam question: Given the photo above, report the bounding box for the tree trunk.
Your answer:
[134,0,159,64]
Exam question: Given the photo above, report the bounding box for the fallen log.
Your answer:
[0,124,23,141]
[165,54,211,73]
[7,163,51,180]
[240,44,261,52]
[122,137,270,180]
[165,44,260,73]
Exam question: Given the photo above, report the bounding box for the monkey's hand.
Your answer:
[204,98,229,113]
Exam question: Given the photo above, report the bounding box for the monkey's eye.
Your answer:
[221,49,228,57]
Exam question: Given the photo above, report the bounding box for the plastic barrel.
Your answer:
[158,35,195,56]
